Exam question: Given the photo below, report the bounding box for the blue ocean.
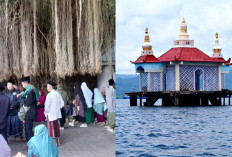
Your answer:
[116,99,232,157]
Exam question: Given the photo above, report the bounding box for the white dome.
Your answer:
[142,42,152,48]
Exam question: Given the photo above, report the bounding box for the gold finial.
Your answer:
[145,28,148,34]
[216,32,218,39]
[144,27,150,42]
[182,18,185,24]
[143,27,152,50]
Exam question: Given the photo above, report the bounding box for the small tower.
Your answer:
[212,32,223,58]
[174,18,194,47]
[141,28,154,56]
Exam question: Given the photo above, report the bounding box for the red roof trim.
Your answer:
[132,47,230,64]
[133,55,159,63]
[158,47,227,63]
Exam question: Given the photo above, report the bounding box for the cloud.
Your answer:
[116,0,232,74]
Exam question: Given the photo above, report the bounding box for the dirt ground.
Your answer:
[8,121,115,157]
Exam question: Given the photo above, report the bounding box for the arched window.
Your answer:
[164,70,174,91]
[194,69,204,90]
[136,66,144,73]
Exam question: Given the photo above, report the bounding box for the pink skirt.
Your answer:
[97,114,105,122]
[35,108,46,122]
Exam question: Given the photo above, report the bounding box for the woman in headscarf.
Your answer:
[0,134,11,157]
[27,124,59,157]
[73,82,88,127]
[93,88,107,124]
[81,82,93,124]
[35,90,46,122]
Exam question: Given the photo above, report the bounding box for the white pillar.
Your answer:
[224,73,226,89]
[97,65,115,90]
[139,73,142,91]
[175,64,180,91]
[218,65,221,91]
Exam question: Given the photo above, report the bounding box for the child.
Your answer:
[66,100,73,123]
[69,99,78,126]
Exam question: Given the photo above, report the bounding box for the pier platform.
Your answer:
[126,90,232,106]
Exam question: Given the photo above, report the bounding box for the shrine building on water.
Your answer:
[127,18,232,106]
[132,18,231,92]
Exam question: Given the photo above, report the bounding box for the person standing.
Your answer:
[56,85,69,130]
[17,76,38,142]
[44,81,64,146]
[5,79,23,140]
[35,90,46,122]
[73,82,88,127]
[81,82,94,124]
[0,83,10,142]
[93,88,107,124]
[105,79,116,133]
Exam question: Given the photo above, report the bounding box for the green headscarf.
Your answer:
[27,124,59,157]
[22,85,40,101]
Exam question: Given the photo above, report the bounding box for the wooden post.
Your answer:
[130,95,137,106]
[175,92,177,106]
[140,94,142,106]
[229,94,231,106]
[219,96,222,106]
[201,96,208,106]
[162,96,164,106]
[223,96,225,105]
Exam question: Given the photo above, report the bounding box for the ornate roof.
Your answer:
[132,55,159,63]
[158,47,227,63]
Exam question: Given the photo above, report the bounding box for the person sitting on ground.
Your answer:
[0,134,11,157]
[28,124,59,157]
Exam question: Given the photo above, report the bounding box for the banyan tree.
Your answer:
[0,0,115,95]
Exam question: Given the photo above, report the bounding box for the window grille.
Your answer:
[141,73,148,92]
[163,65,175,91]
[148,72,161,91]
[179,65,218,91]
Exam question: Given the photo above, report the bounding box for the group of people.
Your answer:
[0,76,116,157]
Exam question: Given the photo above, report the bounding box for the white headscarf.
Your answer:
[81,82,93,108]
[0,134,11,157]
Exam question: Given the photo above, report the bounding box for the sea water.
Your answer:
[116,99,232,157]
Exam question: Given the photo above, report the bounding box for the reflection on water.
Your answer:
[116,99,232,156]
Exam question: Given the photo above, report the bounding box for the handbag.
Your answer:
[18,105,30,121]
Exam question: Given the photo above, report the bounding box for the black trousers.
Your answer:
[59,108,66,127]
[25,119,34,142]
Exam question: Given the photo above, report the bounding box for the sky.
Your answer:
[116,0,232,74]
